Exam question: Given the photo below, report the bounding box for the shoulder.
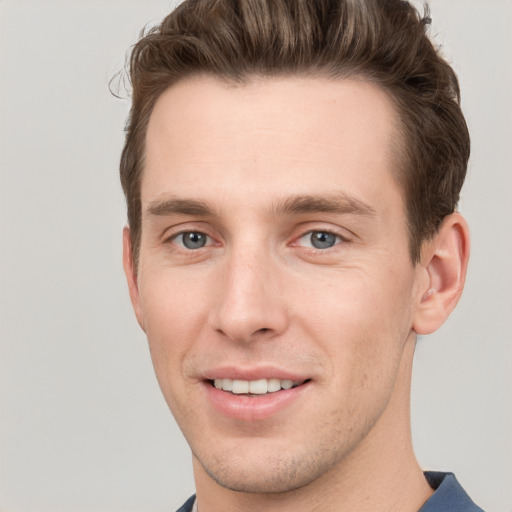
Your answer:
[420,472,485,512]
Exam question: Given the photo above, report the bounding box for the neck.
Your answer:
[193,338,433,512]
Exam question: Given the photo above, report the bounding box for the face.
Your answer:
[125,76,427,494]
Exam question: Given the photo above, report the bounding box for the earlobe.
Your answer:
[122,226,146,332]
[413,213,470,335]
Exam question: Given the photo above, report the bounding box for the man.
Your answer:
[120,0,482,510]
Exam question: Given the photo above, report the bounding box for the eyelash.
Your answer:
[295,230,345,250]
[166,228,346,253]
[169,231,215,250]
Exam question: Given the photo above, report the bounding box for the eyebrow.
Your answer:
[145,193,376,219]
[271,193,377,218]
[146,197,214,217]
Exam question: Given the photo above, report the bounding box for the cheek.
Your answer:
[311,266,412,328]
[138,271,210,381]
[140,267,209,328]
[300,267,415,377]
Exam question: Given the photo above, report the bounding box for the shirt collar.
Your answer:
[420,471,484,511]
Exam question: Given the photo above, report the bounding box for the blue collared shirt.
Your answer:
[175,471,485,511]
[420,472,484,511]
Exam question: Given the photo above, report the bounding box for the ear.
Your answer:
[122,226,146,332]
[413,213,470,335]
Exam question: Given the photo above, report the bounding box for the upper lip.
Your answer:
[200,366,309,382]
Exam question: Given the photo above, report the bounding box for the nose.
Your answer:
[208,245,289,343]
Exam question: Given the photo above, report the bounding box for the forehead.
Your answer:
[143,75,403,213]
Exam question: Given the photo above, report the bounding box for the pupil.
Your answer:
[311,231,336,249]
[183,232,206,249]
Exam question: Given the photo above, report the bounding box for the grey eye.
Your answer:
[180,231,208,249]
[309,231,337,249]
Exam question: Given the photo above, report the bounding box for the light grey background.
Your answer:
[0,1,510,511]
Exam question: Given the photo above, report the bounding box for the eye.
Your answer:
[173,231,211,250]
[297,230,342,249]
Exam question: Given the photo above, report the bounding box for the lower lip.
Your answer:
[203,381,310,421]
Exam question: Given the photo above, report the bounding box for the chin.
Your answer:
[193,441,346,494]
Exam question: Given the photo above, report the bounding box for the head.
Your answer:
[120,0,470,500]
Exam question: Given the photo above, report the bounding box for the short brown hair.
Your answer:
[120,0,470,267]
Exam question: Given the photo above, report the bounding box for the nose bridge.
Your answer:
[210,239,288,342]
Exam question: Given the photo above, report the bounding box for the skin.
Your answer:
[123,76,469,512]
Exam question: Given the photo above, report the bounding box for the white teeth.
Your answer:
[215,378,234,391]
[281,379,293,390]
[267,378,281,392]
[212,378,302,394]
[248,379,267,395]
[222,378,233,391]
[232,380,249,394]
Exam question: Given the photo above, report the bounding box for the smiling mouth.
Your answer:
[210,378,308,395]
